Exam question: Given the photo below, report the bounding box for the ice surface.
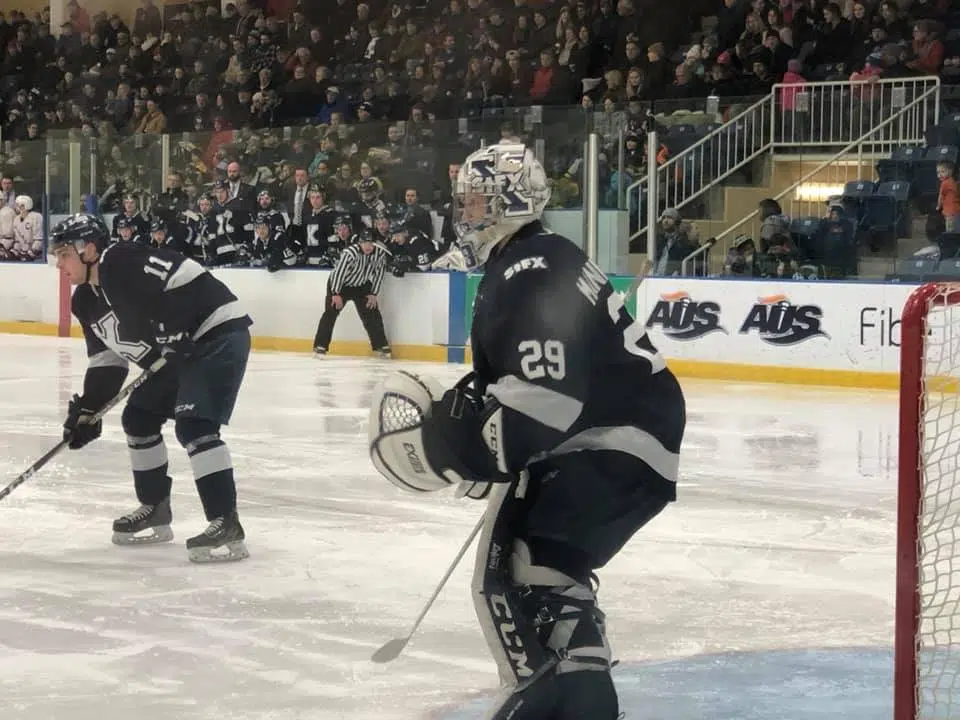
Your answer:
[0,335,901,719]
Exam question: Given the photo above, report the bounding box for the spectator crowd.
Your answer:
[0,0,955,275]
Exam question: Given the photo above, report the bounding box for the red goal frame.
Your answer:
[895,282,960,720]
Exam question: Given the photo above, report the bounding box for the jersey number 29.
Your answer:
[518,339,566,380]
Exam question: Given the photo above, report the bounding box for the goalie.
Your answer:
[368,143,686,718]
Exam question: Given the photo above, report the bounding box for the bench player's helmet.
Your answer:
[50,213,111,255]
[453,143,550,270]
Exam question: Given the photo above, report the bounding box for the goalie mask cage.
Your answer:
[896,282,960,720]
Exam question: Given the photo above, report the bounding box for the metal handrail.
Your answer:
[680,237,717,276]
[712,80,942,251]
[624,93,773,222]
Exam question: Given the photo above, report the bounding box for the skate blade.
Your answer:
[112,525,174,546]
[187,540,249,563]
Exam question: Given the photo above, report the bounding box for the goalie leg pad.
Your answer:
[473,484,618,719]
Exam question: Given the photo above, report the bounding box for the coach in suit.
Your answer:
[225,162,257,211]
[287,167,313,247]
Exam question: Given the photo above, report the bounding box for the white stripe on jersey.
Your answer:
[164,258,206,290]
[488,375,584,433]
[533,425,680,484]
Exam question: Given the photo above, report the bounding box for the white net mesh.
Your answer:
[917,284,960,718]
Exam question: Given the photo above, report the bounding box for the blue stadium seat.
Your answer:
[841,179,875,225]
[864,181,911,237]
[876,145,922,184]
[789,216,824,260]
[925,114,960,148]
[934,258,960,279]
[895,256,937,279]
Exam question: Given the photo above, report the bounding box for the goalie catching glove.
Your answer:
[368,371,511,498]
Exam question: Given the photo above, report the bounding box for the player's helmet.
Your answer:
[150,217,166,234]
[116,216,134,231]
[14,195,32,213]
[453,143,550,270]
[253,211,270,228]
[389,221,409,242]
[334,214,352,230]
[257,189,272,205]
[357,177,381,203]
[50,214,110,254]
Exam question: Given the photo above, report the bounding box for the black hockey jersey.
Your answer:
[388,229,440,275]
[471,221,684,499]
[111,212,150,241]
[72,242,252,408]
[303,207,338,266]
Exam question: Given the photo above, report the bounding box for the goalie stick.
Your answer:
[372,515,484,663]
[0,355,169,504]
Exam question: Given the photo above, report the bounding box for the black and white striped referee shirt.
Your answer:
[329,242,391,295]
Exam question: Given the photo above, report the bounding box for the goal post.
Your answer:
[896,282,960,720]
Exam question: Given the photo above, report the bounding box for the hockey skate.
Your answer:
[376,347,392,359]
[186,509,248,563]
[112,497,174,545]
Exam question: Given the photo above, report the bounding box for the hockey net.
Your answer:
[897,283,960,720]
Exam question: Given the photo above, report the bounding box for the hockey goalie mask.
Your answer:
[452,143,550,270]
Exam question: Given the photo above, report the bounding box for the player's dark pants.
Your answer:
[475,448,678,720]
[120,327,250,520]
[312,281,389,352]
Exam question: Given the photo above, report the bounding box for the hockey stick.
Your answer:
[371,514,484,663]
[0,355,168,504]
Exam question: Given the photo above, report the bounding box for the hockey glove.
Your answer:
[63,394,102,449]
[423,373,511,486]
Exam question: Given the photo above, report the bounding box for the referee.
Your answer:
[313,230,392,358]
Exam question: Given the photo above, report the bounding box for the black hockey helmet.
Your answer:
[357,177,381,202]
[150,217,167,234]
[253,211,271,228]
[50,214,110,255]
[116,215,135,231]
[334,214,352,230]
[257,189,272,203]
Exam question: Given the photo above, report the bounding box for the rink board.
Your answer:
[0,263,926,388]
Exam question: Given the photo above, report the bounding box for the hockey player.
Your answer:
[115,215,147,245]
[209,183,249,266]
[367,143,685,718]
[302,187,339,267]
[111,194,150,242]
[372,212,393,244]
[324,214,356,266]
[351,177,390,231]
[386,222,440,276]
[50,213,251,563]
[255,189,287,235]
[148,217,188,254]
[11,195,44,260]
[0,204,14,259]
[251,211,289,269]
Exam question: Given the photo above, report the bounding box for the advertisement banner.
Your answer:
[637,278,916,374]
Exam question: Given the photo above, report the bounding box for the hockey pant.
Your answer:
[121,328,250,520]
[312,281,389,352]
[474,453,671,720]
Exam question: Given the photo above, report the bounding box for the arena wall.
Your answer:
[0,263,921,389]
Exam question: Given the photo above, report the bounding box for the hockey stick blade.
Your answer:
[0,356,168,504]
[371,637,410,664]
[370,515,484,663]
